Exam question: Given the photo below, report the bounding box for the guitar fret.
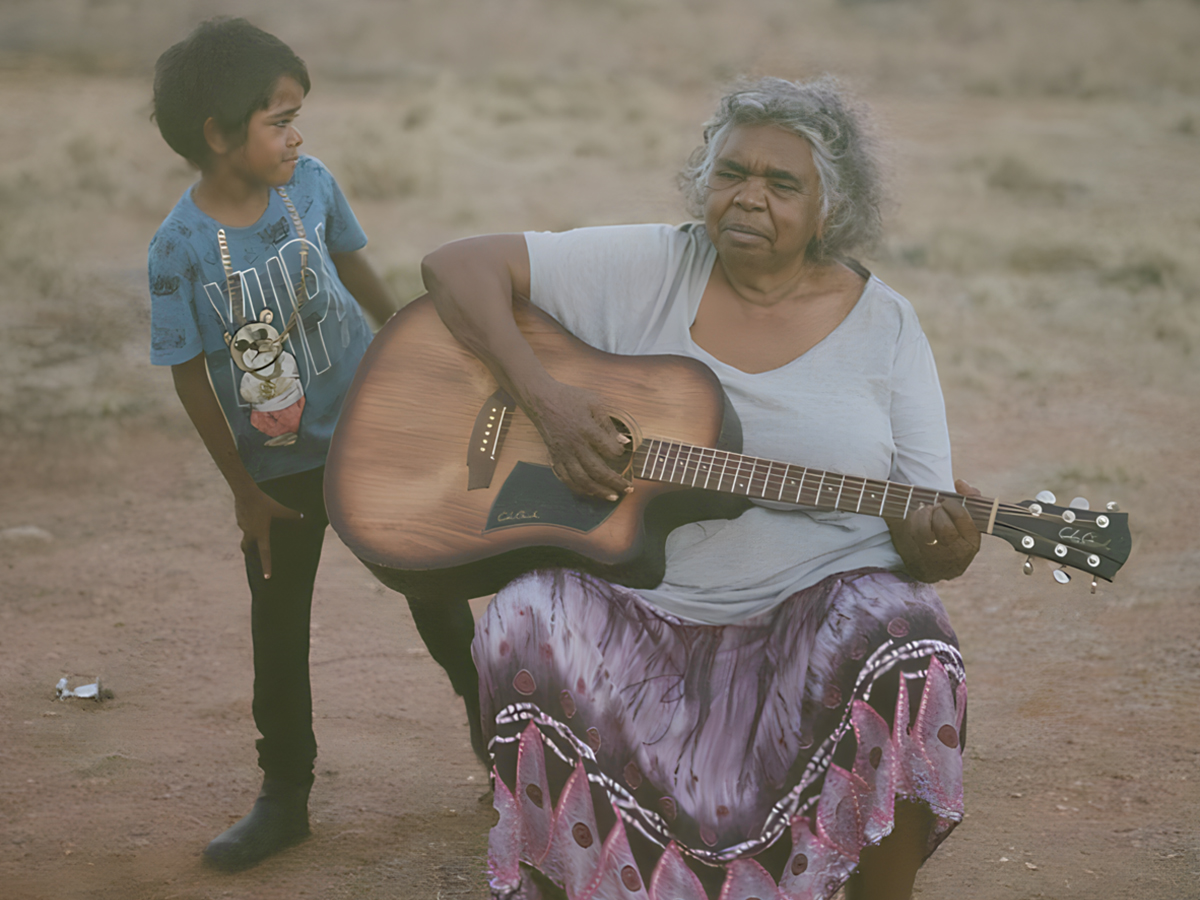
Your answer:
[762,461,776,499]
[879,482,889,517]
[833,476,845,510]
[689,446,702,487]
[731,455,746,494]
[638,442,652,479]
[670,443,684,484]
[653,442,671,482]
[672,446,691,487]
[902,486,914,518]
[645,441,659,480]
[815,471,827,508]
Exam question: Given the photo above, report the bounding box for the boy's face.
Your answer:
[223,75,305,187]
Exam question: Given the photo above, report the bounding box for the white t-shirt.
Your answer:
[526,223,954,624]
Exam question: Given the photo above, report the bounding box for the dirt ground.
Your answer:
[1,1,1199,898]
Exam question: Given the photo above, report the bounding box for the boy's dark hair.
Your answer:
[153,17,310,168]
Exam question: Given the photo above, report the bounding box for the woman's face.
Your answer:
[703,124,825,274]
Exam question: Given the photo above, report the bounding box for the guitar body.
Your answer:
[324,296,746,600]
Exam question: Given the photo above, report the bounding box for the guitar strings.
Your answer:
[633,439,1096,529]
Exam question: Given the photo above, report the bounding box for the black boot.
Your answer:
[202,777,312,871]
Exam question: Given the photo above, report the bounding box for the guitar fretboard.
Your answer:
[632,439,998,532]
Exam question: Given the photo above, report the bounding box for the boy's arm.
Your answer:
[331,249,398,328]
[171,352,302,579]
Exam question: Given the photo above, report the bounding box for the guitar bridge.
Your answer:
[467,389,516,490]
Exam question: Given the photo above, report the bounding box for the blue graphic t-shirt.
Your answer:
[148,155,374,482]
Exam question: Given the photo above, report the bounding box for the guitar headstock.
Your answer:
[992,493,1131,585]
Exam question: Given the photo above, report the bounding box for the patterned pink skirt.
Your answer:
[474,568,966,900]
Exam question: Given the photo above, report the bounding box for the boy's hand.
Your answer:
[234,485,304,579]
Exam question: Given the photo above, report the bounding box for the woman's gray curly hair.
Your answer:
[680,75,885,262]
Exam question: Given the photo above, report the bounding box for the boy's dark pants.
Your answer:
[244,466,328,786]
[246,466,482,782]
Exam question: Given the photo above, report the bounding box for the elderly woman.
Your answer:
[419,76,980,900]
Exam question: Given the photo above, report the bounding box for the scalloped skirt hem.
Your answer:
[475,568,967,900]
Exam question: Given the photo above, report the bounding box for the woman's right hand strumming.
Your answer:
[521,376,632,502]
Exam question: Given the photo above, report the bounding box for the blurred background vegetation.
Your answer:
[1,0,1196,457]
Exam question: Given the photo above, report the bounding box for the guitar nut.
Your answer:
[1054,543,1068,558]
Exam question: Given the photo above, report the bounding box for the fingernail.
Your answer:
[624,486,634,494]
[607,494,618,502]
[264,573,271,580]
[618,435,631,444]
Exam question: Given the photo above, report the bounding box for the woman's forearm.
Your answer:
[421,233,631,500]
[421,234,553,410]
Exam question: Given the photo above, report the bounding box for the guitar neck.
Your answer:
[632,439,1002,534]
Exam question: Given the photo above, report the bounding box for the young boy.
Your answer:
[148,18,396,870]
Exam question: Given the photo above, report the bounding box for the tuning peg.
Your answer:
[1036,490,1057,505]
[1069,496,1090,510]
[1053,567,1071,585]
[1023,556,1034,575]
[1106,501,1120,512]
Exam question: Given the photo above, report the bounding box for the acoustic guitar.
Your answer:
[324,296,1131,600]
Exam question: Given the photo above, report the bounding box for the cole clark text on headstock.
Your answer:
[990,491,1131,593]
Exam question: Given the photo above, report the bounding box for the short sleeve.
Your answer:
[525,224,684,353]
[303,157,367,254]
[147,230,204,366]
[888,330,954,492]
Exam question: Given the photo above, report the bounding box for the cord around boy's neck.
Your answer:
[218,187,309,332]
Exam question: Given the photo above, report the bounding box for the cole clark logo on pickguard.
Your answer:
[497,510,541,522]
[1059,526,1111,550]
[483,462,622,534]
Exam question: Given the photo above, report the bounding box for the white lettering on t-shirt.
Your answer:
[203,222,340,402]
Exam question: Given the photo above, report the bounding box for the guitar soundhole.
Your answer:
[609,416,633,475]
